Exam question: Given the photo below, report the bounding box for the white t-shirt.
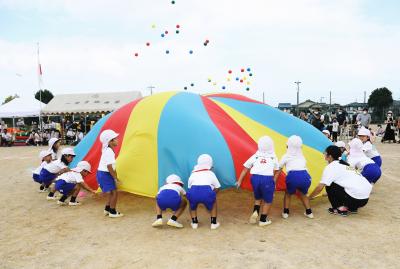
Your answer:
[58,171,84,184]
[50,149,58,160]
[363,141,380,158]
[347,155,374,171]
[98,147,116,172]
[320,161,372,199]
[332,122,339,132]
[158,183,186,195]
[44,160,68,174]
[244,153,279,176]
[188,170,221,190]
[33,161,47,175]
[279,154,307,172]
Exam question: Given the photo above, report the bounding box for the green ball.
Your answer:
[176,30,179,34]
[171,1,175,4]
[246,87,250,91]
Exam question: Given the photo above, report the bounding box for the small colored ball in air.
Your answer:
[165,30,169,34]
[189,50,193,54]
[176,30,180,34]
[176,24,180,28]
[146,42,150,46]
[235,77,239,81]
[228,70,232,74]
[213,82,217,86]
[222,86,226,90]
[151,24,156,29]
[241,68,244,72]
[161,33,165,37]
[171,1,175,4]
[246,87,250,91]
[184,86,187,90]
[190,83,194,87]
[166,50,170,54]
[227,78,231,82]
[240,79,243,83]
[247,68,251,72]
[134,53,138,57]
[249,73,253,76]
[205,39,209,43]
[203,42,207,46]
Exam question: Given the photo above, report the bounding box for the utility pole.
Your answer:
[262,92,265,104]
[329,90,332,112]
[37,42,43,132]
[147,86,155,96]
[363,91,366,105]
[294,81,301,116]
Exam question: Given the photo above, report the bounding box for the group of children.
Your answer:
[31,127,383,229]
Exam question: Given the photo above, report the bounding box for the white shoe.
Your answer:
[46,195,57,200]
[57,200,67,206]
[259,219,272,227]
[38,188,48,193]
[152,218,163,227]
[304,212,314,219]
[191,222,198,229]
[103,210,109,216]
[167,219,183,228]
[109,211,124,218]
[249,211,259,224]
[68,201,81,206]
[211,222,220,230]
[282,212,289,219]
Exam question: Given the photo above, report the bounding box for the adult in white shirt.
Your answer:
[309,145,372,215]
[187,154,221,230]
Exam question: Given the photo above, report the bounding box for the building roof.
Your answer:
[42,91,142,115]
[297,99,317,108]
[278,103,292,109]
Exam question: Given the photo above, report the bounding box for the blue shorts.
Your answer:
[55,180,76,195]
[187,185,216,211]
[250,174,275,203]
[157,189,182,211]
[371,156,382,168]
[96,171,116,193]
[40,169,57,185]
[285,170,311,195]
[362,163,381,183]
[32,173,41,183]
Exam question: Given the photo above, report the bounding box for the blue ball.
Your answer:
[166,50,170,54]
[161,33,165,37]
[222,86,226,90]
[247,68,251,72]
[235,77,239,81]
[190,83,194,87]
[189,50,193,54]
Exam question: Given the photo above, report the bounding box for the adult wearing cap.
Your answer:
[55,161,97,206]
[97,129,123,218]
[152,174,187,228]
[382,111,396,143]
[45,148,76,199]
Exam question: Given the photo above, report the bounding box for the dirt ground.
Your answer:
[0,142,399,269]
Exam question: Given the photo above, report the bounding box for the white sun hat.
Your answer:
[99,129,119,149]
[61,148,76,156]
[357,127,371,137]
[257,136,276,157]
[165,174,184,185]
[39,150,52,160]
[48,137,60,149]
[335,141,346,148]
[322,130,330,136]
[194,154,213,171]
[72,161,92,173]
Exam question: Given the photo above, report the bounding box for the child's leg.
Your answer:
[283,192,291,212]
[47,182,57,198]
[69,185,81,203]
[259,202,272,223]
[299,193,311,210]
[109,190,118,209]
[174,199,187,218]
[155,203,162,217]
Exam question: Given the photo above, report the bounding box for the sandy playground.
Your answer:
[0,142,399,269]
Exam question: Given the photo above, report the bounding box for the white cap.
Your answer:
[99,129,119,149]
[39,150,52,160]
[61,148,76,156]
[48,137,60,149]
[194,154,213,171]
[72,161,92,173]
[166,174,183,185]
[258,136,275,157]
[357,127,371,137]
[322,130,330,136]
[349,138,364,157]
[335,141,346,148]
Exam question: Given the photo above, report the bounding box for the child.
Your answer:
[55,161,96,206]
[308,145,372,215]
[322,130,331,140]
[335,141,348,162]
[236,136,279,226]
[48,137,61,160]
[187,154,221,230]
[275,135,313,219]
[348,138,382,184]
[33,150,53,192]
[97,129,123,218]
[152,174,187,228]
[331,119,339,142]
[358,127,382,167]
[45,148,76,200]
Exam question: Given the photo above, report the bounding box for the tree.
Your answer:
[368,87,393,121]
[2,94,19,105]
[35,89,54,104]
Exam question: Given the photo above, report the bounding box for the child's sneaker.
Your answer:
[152,218,163,227]
[103,210,109,216]
[167,219,183,228]
[210,222,220,230]
[304,212,314,219]
[46,195,57,201]
[57,200,67,206]
[328,208,337,215]
[38,188,48,193]
[249,211,259,224]
[259,219,272,227]
[109,211,124,218]
[282,212,289,219]
[191,222,198,229]
[337,209,348,217]
[68,201,81,206]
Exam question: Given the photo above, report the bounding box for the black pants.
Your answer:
[332,131,338,142]
[325,183,368,211]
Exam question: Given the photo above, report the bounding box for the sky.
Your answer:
[0,0,399,106]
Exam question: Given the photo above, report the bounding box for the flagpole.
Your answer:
[37,42,43,132]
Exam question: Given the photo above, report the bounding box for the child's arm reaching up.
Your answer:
[236,168,249,188]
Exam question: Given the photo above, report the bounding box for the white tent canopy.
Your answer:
[0,96,44,118]
[42,91,142,115]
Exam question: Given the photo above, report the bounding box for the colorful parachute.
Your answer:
[71,92,331,198]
